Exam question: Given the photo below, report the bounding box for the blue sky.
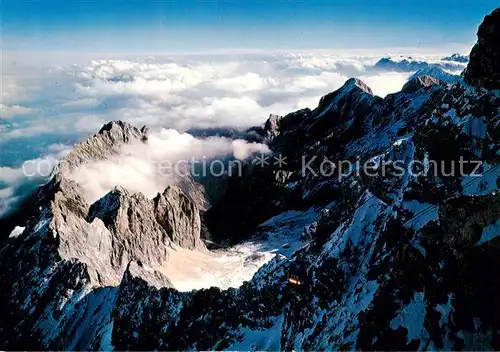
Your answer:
[1,0,498,52]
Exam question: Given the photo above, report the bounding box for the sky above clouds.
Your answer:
[2,0,498,52]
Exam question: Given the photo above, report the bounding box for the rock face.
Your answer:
[463,8,500,89]
[154,185,204,250]
[1,10,500,351]
[87,186,171,270]
[440,194,500,251]
[264,114,282,140]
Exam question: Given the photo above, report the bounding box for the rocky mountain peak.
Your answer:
[316,77,376,115]
[401,75,442,94]
[442,53,469,63]
[59,120,147,173]
[463,7,500,89]
[264,114,282,139]
[344,77,374,95]
[85,186,171,269]
[477,8,500,40]
[97,120,146,139]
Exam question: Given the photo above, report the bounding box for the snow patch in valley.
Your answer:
[159,245,270,291]
[160,208,318,291]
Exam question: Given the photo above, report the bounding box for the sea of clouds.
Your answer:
[0,51,467,217]
[65,129,271,204]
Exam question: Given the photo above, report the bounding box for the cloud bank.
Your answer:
[0,145,72,217]
[0,51,467,217]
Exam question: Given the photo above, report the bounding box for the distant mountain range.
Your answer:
[442,53,469,63]
[373,55,467,73]
[372,53,469,85]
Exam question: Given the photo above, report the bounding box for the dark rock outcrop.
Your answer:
[264,114,282,140]
[440,194,500,252]
[463,8,500,89]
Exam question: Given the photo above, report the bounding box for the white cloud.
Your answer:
[0,104,37,119]
[47,143,74,153]
[65,129,270,203]
[359,72,412,97]
[210,72,274,92]
[0,166,25,185]
[0,146,72,218]
[283,71,347,93]
[2,126,52,141]
[74,114,108,133]
[60,98,100,108]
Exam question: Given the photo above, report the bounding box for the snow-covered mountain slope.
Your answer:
[1,7,500,351]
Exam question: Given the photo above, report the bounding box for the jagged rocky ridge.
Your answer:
[1,7,500,351]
